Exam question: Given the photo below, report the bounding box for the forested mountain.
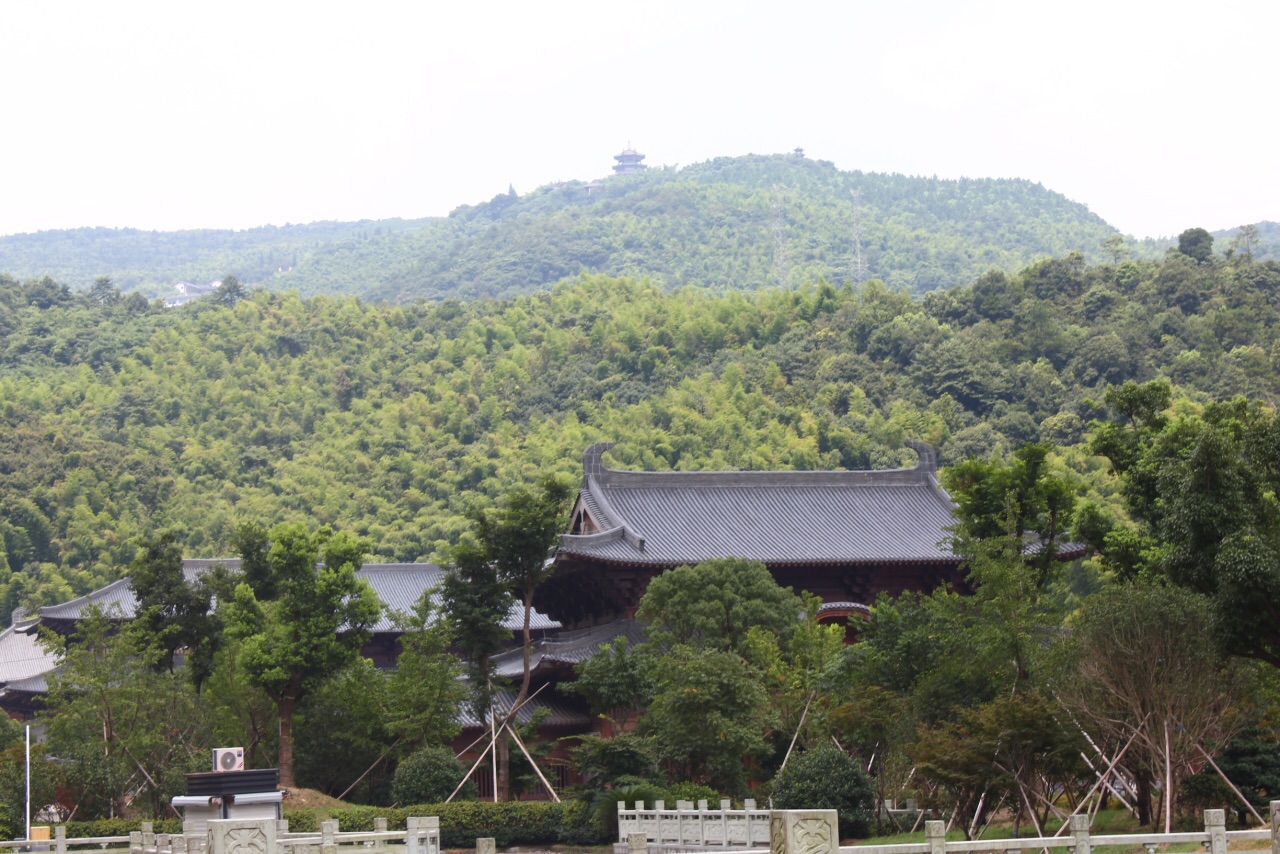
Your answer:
[1,236,1278,623]
[1,154,1151,301]
[0,219,433,298]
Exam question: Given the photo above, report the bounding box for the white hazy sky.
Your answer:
[2,0,1277,240]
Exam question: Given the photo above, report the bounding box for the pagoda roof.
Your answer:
[558,442,962,567]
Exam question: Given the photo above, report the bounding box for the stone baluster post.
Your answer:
[1270,802,1280,854]
[1206,810,1226,854]
[1070,815,1091,854]
[405,818,422,854]
[173,835,188,854]
[182,822,199,854]
[54,826,66,854]
[769,810,839,854]
[131,831,144,854]
[925,820,946,854]
[476,838,495,854]
[617,802,628,844]
[424,817,439,854]
[320,819,338,854]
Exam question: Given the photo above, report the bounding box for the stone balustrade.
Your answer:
[74,817,442,854]
[617,800,771,851]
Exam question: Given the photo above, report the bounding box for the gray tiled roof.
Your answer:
[490,619,644,679]
[2,671,50,694]
[37,561,560,634]
[0,622,58,685]
[455,689,592,730]
[817,601,871,616]
[558,442,961,566]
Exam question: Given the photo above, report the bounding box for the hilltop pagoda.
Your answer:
[612,145,647,175]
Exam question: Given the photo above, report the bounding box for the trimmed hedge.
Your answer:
[63,818,183,837]
[332,800,593,847]
[282,809,320,833]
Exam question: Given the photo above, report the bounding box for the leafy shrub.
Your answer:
[64,818,183,838]
[770,745,874,838]
[666,781,721,805]
[392,746,473,807]
[282,809,320,833]
[333,801,588,847]
[334,807,383,832]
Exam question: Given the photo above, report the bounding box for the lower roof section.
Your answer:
[489,619,644,680]
[35,559,560,635]
[456,688,593,731]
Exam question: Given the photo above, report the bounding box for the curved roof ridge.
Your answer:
[583,475,627,528]
[584,442,939,489]
[356,562,443,573]
[596,467,929,488]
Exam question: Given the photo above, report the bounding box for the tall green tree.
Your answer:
[440,477,569,800]
[224,523,382,788]
[485,477,572,705]
[1178,227,1215,264]
[128,530,223,689]
[629,559,808,790]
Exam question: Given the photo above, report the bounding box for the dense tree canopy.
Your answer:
[0,241,1279,622]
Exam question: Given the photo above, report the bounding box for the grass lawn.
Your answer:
[847,810,1270,854]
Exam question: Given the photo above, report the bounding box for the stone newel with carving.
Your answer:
[206,820,277,854]
[769,810,839,854]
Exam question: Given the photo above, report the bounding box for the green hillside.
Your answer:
[3,155,1129,301]
[1,238,1277,620]
[0,219,433,297]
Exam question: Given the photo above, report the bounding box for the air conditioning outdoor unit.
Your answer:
[212,747,245,772]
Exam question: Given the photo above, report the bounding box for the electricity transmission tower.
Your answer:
[850,189,869,284]
[772,184,791,289]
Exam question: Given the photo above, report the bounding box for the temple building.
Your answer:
[612,145,647,175]
[0,441,1088,797]
[541,441,991,629]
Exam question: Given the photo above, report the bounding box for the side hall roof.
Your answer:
[558,441,962,567]
[36,560,560,634]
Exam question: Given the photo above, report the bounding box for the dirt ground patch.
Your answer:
[281,787,351,810]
